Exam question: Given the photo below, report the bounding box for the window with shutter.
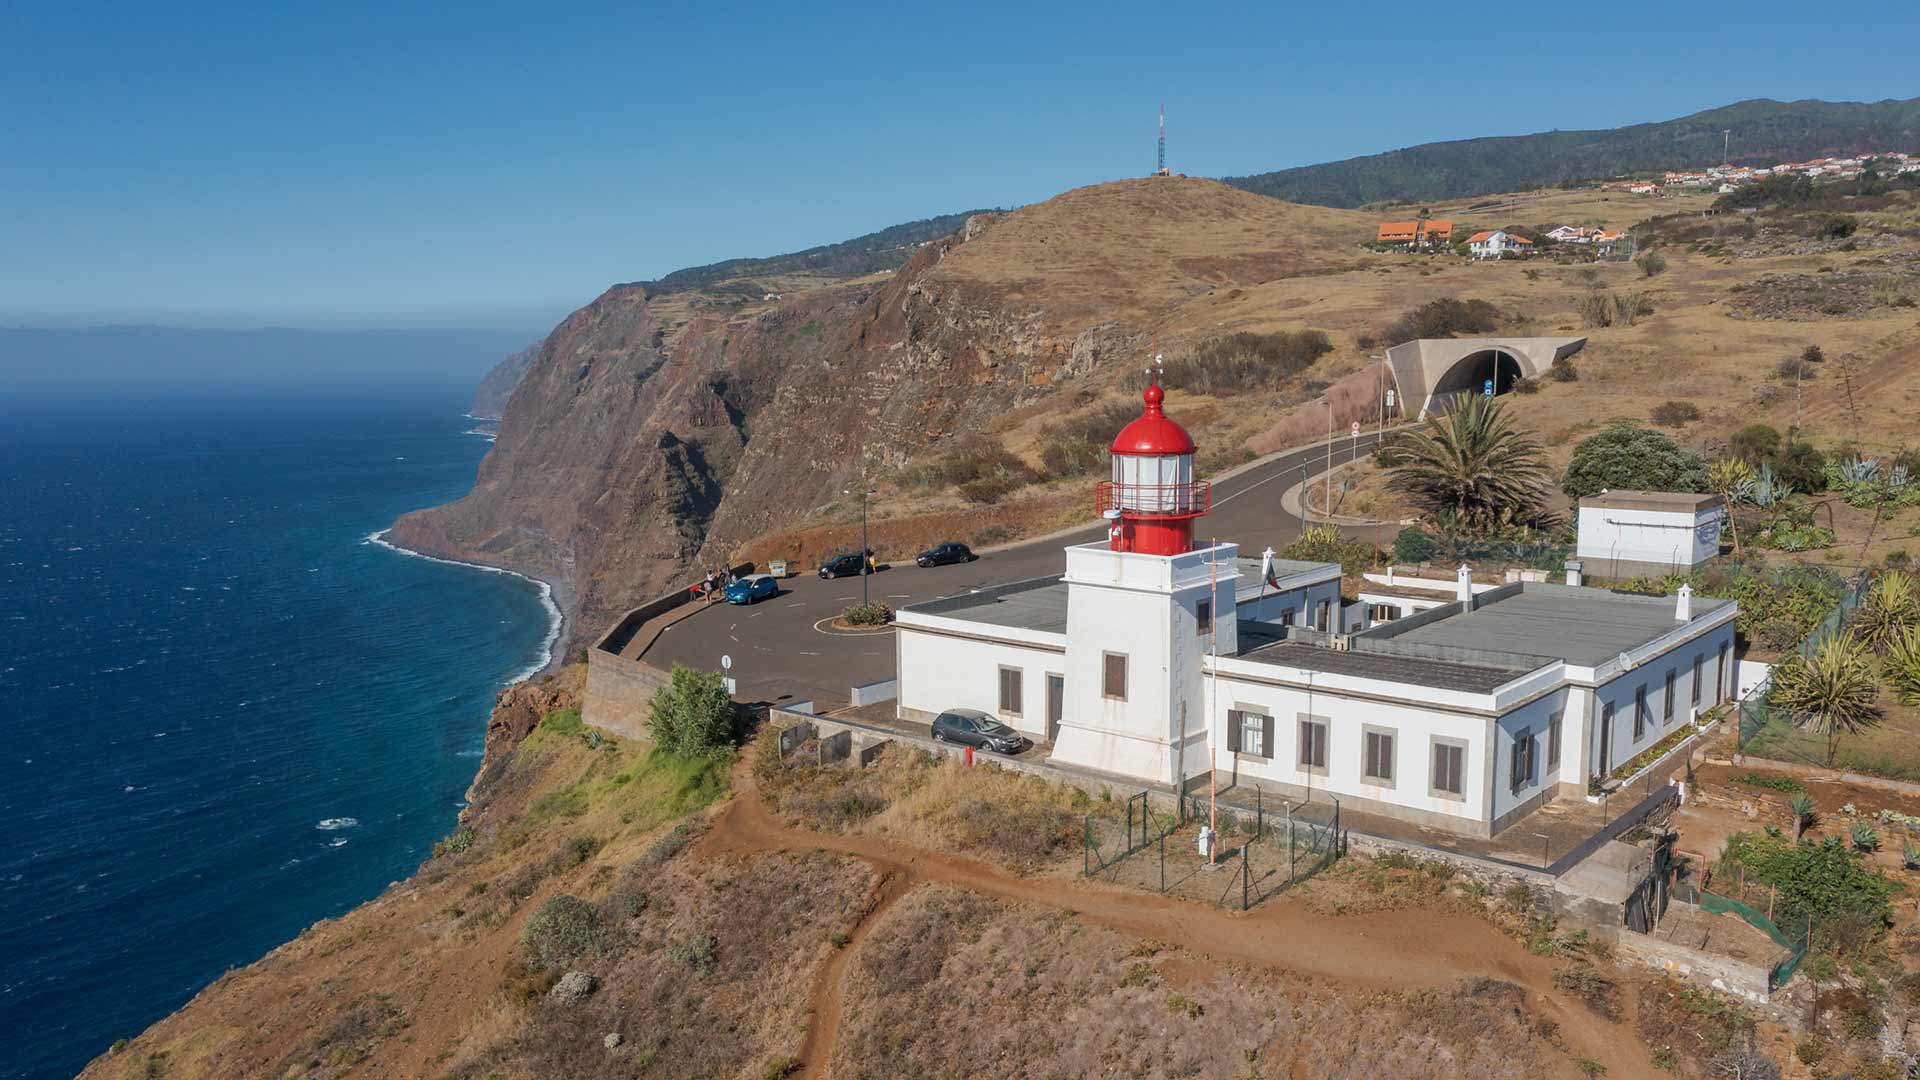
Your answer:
[1196,599,1212,634]
[1241,712,1264,757]
[1548,714,1562,768]
[1362,729,1395,785]
[1717,643,1729,703]
[1431,739,1465,797]
[1298,717,1327,771]
[1633,687,1647,740]
[1226,709,1243,754]
[1510,731,1534,794]
[998,666,1022,716]
[1664,670,1676,723]
[1102,653,1127,700]
[1692,655,1703,705]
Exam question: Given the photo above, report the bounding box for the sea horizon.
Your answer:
[0,381,554,1080]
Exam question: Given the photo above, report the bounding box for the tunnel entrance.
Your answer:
[1427,349,1524,413]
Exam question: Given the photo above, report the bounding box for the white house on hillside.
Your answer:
[1467,229,1534,258]
[1575,489,1725,580]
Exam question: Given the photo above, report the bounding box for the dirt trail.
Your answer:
[699,760,1660,1079]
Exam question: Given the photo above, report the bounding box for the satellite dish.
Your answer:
[721,654,733,671]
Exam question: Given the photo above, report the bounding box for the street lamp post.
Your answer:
[844,486,875,606]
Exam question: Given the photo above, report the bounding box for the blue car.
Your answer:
[724,573,779,605]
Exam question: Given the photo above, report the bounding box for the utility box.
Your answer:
[1576,490,1724,580]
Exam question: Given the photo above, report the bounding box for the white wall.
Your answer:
[1586,620,1736,777]
[1576,505,1721,568]
[1238,577,1342,631]
[895,624,1065,740]
[1204,666,1498,828]
[1490,689,1571,821]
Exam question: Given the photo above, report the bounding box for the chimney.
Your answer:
[1386,564,1396,585]
[1456,564,1473,608]
[1564,560,1583,587]
[1261,546,1276,584]
[1676,583,1693,622]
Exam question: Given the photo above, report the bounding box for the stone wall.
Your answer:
[583,652,668,740]
[1614,924,1776,1009]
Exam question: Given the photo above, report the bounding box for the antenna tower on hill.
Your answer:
[1155,105,1170,177]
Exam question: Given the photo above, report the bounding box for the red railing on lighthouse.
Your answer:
[1095,479,1212,519]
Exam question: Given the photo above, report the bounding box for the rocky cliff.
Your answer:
[468,341,542,419]
[391,178,1376,651]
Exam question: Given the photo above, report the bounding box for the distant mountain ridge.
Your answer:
[468,341,541,419]
[1222,97,1920,207]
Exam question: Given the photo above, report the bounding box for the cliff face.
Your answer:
[467,341,542,419]
[391,178,1374,650]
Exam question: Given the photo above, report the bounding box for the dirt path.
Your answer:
[698,760,1660,1079]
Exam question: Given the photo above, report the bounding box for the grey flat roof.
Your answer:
[1240,641,1526,693]
[904,576,1069,634]
[1233,556,1339,602]
[1376,583,1730,667]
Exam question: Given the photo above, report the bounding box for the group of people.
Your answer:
[693,566,736,599]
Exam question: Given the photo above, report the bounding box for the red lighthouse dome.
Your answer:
[1097,378,1210,556]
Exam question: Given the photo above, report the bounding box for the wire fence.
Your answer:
[1736,573,1874,764]
[1083,788,1341,910]
[1674,879,1812,991]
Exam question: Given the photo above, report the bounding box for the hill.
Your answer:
[1224,97,1920,207]
[628,209,993,297]
[469,341,542,419]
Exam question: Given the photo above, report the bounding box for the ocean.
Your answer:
[0,384,555,1080]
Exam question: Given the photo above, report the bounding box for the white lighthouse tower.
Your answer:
[1049,376,1238,786]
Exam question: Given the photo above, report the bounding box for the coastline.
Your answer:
[364,528,564,684]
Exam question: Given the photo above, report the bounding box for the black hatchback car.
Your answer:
[930,708,1027,754]
[817,551,872,579]
[915,542,975,568]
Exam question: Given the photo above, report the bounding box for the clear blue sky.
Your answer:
[4,1,1914,334]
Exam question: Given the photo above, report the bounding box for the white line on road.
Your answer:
[886,594,911,598]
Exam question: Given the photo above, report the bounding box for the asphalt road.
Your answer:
[646,431,1390,709]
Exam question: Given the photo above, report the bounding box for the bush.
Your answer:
[521,894,612,970]
[1038,402,1137,478]
[1720,832,1891,942]
[433,828,478,858]
[1813,214,1859,240]
[648,665,736,758]
[1776,355,1817,381]
[903,435,1034,490]
[1281,524,1377,577]
[1548,357,1578,382]
[1392,526,1435,564]
[1380,297,1500,344]
[958,475,1019,504]
[1511,377,1540,394]
[1635,251,1668,277]
[1561,423,1709,500]
[842,602,894,626]
[1139,330,1334,395]
[1650,400,1701,427]
[1728,424,1781,466]
[668,932,718,975]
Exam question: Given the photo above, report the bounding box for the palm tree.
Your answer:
[1385,395,1550,531]
[1769,634,1881,768]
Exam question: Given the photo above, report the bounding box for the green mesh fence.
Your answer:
[1696,889,1810,989]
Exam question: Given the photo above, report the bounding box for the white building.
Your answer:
[892,388,1740,839]
[1466,229,1534,258]
[1575,489,1724,580]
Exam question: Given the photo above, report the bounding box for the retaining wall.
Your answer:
[1615,924,1775,1008]
[584,561,756,739]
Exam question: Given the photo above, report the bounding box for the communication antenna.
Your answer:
[1157,104,1167,175]
[1723,129,1731,166]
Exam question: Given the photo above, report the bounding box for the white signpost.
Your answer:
[721,654,735,695]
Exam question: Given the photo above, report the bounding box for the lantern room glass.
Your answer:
[1111,453,1195,513]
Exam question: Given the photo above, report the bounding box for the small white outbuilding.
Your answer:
[1575,490,1724,580]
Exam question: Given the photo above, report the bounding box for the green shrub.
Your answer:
[1548,357,1578,382]
[668,933,718,975]
[1720,832,1890,943]
[1131,330,1334,395]
[1729,424,1781,466]
[433,828,477,858]
[1380,297,1500,344]
[1728,771,1804,793]
[1281,524,1377,577]
[648,665,736,758]
[1635,252,1667,277]
[642,820,706,864]
[1649,400,1701,427]
[521,894,612,970]
[1851,823,1880,852]
[1561,422,1709,500]
[842,602,894,627]
[1391,526,1435,564]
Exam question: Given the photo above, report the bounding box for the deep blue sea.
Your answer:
[0,384,555,1080]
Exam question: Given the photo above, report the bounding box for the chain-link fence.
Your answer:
[1737,573,1873,764]
[1083,788,1341,910]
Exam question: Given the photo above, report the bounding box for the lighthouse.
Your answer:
[1098,376,1210,556]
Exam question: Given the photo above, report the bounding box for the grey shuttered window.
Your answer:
[998,666,1022,716]
[1102,653,1127,700]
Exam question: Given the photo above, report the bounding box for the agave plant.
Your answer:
[1789,792,1818,841]
[1853,570,1920,654]
[1840,457,1883,486]
[1851,823,1881,852]
[1904,841,1920,871]
[1885,626,1920,704]
[1769,634,1882,768]
[1747,462,1793,510]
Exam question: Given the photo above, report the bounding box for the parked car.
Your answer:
[915,541,975,568]
[818,551,873,579]
[930,708,1028,754]
[724,572,779,605]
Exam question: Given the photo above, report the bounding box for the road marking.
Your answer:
[886,593,911,599]
[799,651,821,656]
[812,615,896,637]
[729,635,738,642]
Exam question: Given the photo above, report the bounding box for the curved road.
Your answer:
[646,431,1391,709]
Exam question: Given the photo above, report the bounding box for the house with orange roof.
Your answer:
[1375,218,1453,250]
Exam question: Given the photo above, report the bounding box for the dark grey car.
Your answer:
[930,708,1027,754]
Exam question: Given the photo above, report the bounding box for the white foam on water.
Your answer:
[315,817,359,831]
[364,528,561,685]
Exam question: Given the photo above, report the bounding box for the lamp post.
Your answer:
[1321,397,1334,522]
[843,486,876,606]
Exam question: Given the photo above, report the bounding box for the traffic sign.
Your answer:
[721,654,733,671]
[1482,378,1494,397]
[1350,422,1361,438]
